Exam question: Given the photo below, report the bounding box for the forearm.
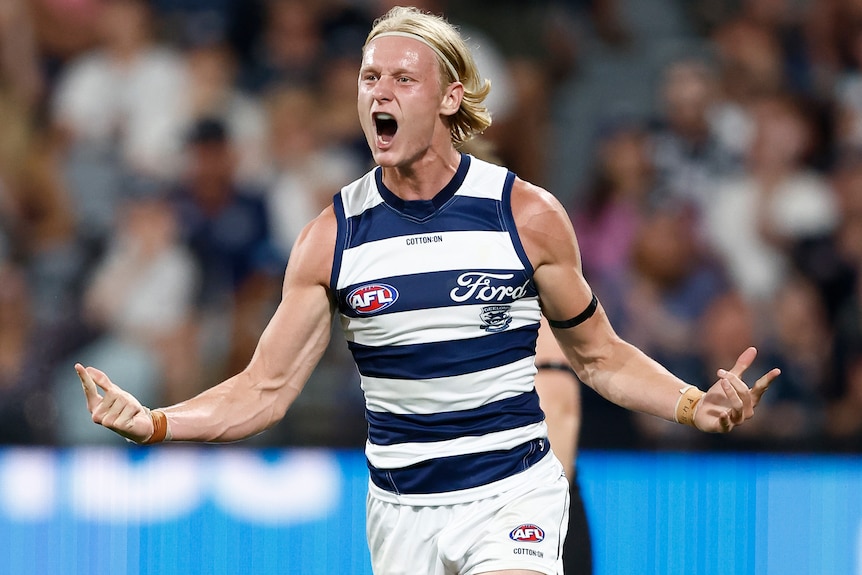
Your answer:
[574,337,689,422]
[161,370,300,442]
[157,301,331,443]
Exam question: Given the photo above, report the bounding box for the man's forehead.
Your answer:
[362,35,437,70]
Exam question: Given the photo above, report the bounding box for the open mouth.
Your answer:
[374,112,398,145]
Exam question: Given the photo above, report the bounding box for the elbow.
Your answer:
[573,335,632,400]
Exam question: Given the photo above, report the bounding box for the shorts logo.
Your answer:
[347,284,399,314]
[509,524,545,543]
[480,305,512,332]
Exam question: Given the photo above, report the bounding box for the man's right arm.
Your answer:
[77,207,339,444]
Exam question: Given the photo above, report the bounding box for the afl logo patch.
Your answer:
[347,284,399,314]
[509,524,545,543]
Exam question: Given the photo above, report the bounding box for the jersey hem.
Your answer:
[366,447,562,507]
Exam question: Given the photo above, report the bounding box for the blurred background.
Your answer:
[1,1,862,573]
[1,0,861,453]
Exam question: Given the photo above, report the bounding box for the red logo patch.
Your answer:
[509,524,545,542]
[347,284,399,314]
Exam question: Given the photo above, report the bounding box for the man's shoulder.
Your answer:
[510,177,558,210]
[510,177,571,243]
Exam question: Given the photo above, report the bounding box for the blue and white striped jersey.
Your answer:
[331,153,550,505]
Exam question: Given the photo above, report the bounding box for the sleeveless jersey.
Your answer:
[331,154,550,505]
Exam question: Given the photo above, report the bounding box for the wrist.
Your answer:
[142,409,171,444]
[674,385,705,428]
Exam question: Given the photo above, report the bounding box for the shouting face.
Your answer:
[357,35,462,170]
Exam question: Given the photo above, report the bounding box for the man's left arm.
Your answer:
[513,179,780,433]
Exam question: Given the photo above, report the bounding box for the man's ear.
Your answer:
[440,81,464,117]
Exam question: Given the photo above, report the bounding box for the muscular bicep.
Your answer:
[245,209,338,408]
[245,274,333,411]
[511,179,595,328]
[512,179,626,382]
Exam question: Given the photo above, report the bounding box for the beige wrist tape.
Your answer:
[142,409,169,444]
[674,386,705,427]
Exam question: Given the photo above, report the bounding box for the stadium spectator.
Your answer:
[649,58,743,217]
[50,0,188,180]
[53,176,200,444]
[170,116,282,386]
[704,94,839,305]
[618,205,730,449]
[238,0,325,95]
[180,40,269,186]
[263,86,365,258]
[570,119,654,318]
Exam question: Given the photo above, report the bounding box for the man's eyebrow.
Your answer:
[359,65,417,77]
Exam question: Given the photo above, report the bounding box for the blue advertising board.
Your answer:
[0,447,858,575]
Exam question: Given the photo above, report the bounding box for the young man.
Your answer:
[76,7,779,575]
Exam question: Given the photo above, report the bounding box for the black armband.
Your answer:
[547,293,598,329]
[535,361,576,377]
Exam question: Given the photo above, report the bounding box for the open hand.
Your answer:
[75,363,155,443]
[694,347,781,433]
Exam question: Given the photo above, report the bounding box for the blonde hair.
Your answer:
[364,6,492,146]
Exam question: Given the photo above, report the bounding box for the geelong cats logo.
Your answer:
[480,305,512,332]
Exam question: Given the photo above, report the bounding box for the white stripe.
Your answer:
[457,162,509,199]
[363,356,538,414]
[338,157,509,219]
[365,421,548,469]
[339,174,383,218]
[341,300,539,346]
[337,230,522,289]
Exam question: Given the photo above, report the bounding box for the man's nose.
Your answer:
[372,77,394,102]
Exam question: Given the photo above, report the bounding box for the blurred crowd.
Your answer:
[0,0,861,453]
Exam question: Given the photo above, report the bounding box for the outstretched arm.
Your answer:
[76,207,339,443]
[513,179,780,433]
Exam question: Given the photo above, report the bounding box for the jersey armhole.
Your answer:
[500,171,534,276]
[330,192,349,295]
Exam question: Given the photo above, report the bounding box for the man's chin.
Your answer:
[371,149,399,167]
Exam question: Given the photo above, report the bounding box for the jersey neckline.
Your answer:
[374,153,472,220]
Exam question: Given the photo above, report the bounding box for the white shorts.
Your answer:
[366,454,570,575]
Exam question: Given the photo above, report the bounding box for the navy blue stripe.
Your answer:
[500,171,535,275]
[375,153,471,221]
[330,192,348,292]
[367,389,544,445]
[368,437,550,495]
[337,269,537,317]
[345,194,504,248]
[349,323,539,379]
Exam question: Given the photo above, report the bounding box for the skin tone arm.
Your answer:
[534,317,580,478]
[75,207,339,443]
[513,178,781,433]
